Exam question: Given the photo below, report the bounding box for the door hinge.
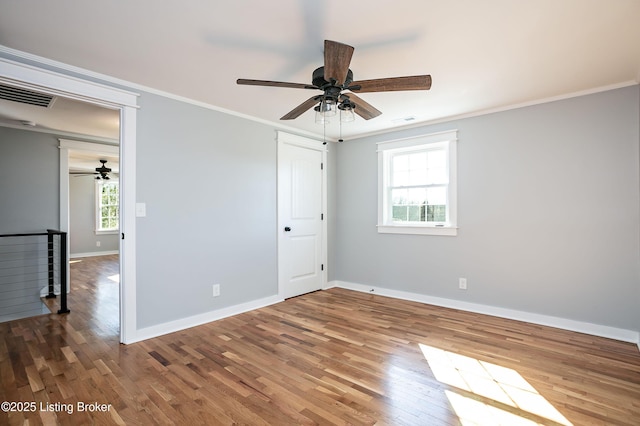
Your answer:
[321,213,324,220]
[321,264,324,271]
[121,233,125,240]
[320,162,324,170]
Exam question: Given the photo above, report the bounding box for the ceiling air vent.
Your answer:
[0,84,55,107]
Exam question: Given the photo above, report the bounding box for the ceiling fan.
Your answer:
[237,40,432,122]
[70,159,112,180]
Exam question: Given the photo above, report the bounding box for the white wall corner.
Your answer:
[334,281,640,345]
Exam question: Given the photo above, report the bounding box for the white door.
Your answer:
[278,133,325,299]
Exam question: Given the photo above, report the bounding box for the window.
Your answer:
[96,181,119,234]
[378,130,457,236]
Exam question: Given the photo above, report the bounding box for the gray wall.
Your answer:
[69,175,119,255]
[0,127,59,234]
[135,92,278,328]
[2,48,638,337]
[332,86,640,331]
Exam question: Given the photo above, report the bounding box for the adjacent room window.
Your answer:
[377,130,457,236]
[96,181,119,234]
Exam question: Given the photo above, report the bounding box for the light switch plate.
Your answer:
[135,203,146,217]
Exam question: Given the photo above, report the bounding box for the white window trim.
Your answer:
[95,179,120,235]
[377,130,458,236]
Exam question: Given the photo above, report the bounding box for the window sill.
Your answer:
[377,225,458,236]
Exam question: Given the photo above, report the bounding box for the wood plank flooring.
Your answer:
[1,255,640,425]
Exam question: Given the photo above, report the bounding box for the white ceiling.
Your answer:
[68,151,119,174]
[0,95,120,140]
[0,0,639,141]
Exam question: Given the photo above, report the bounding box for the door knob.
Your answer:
[284,226,291,232]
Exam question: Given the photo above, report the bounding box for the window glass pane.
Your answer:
[392,205,408,221]
[393,154,409,172]
[411,169,428,185]
[393,170,409,187]
[427,150,447,184]
[426,187,447,222]
[426,205,447,222]
[392,188,428,222]
[428,168,446,184]
[409,151,427,170]
[407,188,426,205]
[392,185,447,223]
[394,152,430,186]
[426,187,447,205]
[408,205,421,221]
[408,152,427,185]
[97,182,119,231]
[427,150,446,168]
[392,188,408,206]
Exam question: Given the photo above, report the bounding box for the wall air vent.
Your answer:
[0,84,55,107]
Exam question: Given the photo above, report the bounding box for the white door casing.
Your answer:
[277,131,327,299]
[0,56,139,344]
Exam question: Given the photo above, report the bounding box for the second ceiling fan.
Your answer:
[70,159,112,180]
[237,40,431,121]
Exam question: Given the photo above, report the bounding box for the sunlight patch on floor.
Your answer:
[107,274,119,283]
[419,344,572,426]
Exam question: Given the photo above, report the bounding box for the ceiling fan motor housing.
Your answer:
[312,66,353,93]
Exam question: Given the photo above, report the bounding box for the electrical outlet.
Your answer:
[96,241,101,247]
[212,284,220,297]
[459,278,467,290]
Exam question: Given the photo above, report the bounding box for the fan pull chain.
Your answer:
[323,119,327,145]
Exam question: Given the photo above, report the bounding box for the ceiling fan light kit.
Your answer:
[237,39,432,135]
[338,100,355,123]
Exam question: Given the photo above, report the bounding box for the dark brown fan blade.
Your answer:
[349,75,432,93]
[237,79,317,90]
[323,40,354,85]
[343,93,382,120]
[280,96,321,120]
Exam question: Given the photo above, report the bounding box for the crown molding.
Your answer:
[0,44,323,141]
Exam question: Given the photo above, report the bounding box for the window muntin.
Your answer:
[378,131,457,236]
[96,181,119,233]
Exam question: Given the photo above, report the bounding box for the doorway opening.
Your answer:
[0,57,138,343]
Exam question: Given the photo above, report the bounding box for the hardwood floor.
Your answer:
[2,255,640,425]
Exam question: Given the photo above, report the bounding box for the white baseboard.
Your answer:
[71,250,119,258]
[132,294,284,343]
[329,280,640,346]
